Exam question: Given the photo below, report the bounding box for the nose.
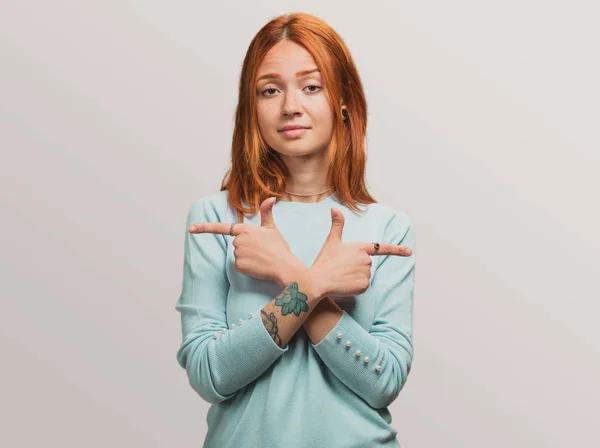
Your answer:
[281,90,302,118]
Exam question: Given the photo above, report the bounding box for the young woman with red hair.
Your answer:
[175,12,416,448]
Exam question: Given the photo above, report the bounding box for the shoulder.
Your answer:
[360,201,413,232]
[354,201,415,247]
[186,190,233,224]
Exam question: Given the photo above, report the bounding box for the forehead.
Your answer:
[257,41,318,75]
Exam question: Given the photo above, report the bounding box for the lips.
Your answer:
[279,125,309,132]
[279,127,308,138]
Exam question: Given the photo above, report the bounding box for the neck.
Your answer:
[279,150,331,203]
[282,187,332,203]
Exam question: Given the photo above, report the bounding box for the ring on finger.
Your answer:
[372,241,380,255]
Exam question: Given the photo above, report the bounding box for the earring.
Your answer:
[342,108,349,123]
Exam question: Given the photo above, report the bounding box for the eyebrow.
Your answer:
[256,68,320,83]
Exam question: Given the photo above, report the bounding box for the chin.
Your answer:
[274,145,327,158]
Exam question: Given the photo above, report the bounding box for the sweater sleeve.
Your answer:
[175,198,289,404]
[310,211,416,409]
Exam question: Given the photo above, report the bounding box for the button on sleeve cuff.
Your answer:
[309,310,404,409]
[311,310,383,375]
[206,308,290,396]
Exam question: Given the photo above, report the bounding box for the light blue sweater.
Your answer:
[175,190,416,447]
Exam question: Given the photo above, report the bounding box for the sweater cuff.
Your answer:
[212,307,291,357]
[207,308,290,394]
[310,310,384,376]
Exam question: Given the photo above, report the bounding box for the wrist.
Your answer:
[307,266,327,301]
[277,262,323,303]
[275,255,301,288]
[304,296,343,326]
[274,257,320,299]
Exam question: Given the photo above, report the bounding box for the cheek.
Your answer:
[257,110,273,135]
[256,104,275,128]
[312,106,334,136]
[312,99,334,125]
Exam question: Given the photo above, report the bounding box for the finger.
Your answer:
[189,222,244,236]
[260,197,277,228]
[365,243,412,257]
[326,208,345,242]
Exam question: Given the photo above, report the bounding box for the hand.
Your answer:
[188,197,306,285]
[309,208,413,298]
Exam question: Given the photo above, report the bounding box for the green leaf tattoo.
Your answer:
[274,282,310,317]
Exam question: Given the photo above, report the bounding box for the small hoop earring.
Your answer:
[342,108,349,123]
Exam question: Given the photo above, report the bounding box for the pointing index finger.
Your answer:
[365,243,412,257]
[188,222,244,236]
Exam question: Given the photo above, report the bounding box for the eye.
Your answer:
[261,87,279,97]
[304,84,322,93]
[259,85,323,97]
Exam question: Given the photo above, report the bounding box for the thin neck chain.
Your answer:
[284,187,333,197]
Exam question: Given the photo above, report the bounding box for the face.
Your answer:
[255,40,337,158]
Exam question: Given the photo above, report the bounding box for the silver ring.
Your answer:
[229,223,235,237]
[372,242,380,255]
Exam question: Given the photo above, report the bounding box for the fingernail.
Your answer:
[330,208,336,219]
[189,225,196,232]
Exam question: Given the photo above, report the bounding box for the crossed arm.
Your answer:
[176,198,416,409]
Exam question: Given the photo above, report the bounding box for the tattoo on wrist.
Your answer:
[275,282,310,317]
[261,309,283,347]
[261,282,310,348]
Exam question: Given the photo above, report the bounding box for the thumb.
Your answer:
[327,208,345,242]
[260,197,277,228]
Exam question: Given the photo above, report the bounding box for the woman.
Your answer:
[175,12,416,448]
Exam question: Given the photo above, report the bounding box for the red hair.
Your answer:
[220,12,376,223]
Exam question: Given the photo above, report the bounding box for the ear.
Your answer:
[341,105,349,122]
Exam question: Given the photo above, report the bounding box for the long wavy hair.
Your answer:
[220,12,376,223]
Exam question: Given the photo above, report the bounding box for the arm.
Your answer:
[175,199,321,404]
[305,213,416,409]
[302,297,343,344]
